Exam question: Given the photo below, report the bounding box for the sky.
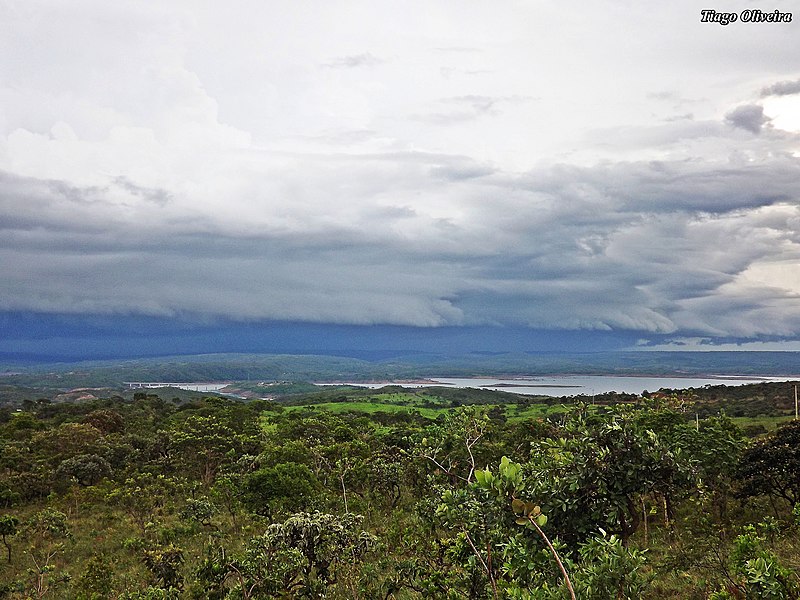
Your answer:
[2,0,800,360]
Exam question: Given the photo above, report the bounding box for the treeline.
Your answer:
[0,391,799,598]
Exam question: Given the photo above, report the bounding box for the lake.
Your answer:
[317,375,796,397]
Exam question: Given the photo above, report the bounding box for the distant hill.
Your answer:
[0,351,798,391]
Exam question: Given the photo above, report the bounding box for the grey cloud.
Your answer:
[645,91,705,111]
[760,79,800,97]
[429,159,494,181]
[368,205,417,219]
[0,171,175,234]
[2,148,800,338]
[517,158,799,214]
[112,176,172,206]
[725,104,770,134]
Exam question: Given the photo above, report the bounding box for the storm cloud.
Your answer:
[3,145,800,339]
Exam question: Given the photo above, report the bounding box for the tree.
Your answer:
[634,409,744,525]
[171,416,240,487]
[526,406,690,546]
[106,472,181,535]
[82,409,125,435]
[142,544,185,591]
[242,462,318,517]
[179,496,218,530]
[0,514,18,563]
[418,406,494,484]
[436,456,650,600]
[195,511,376,598]
[262,511,377,594]
[76,553,114,599]
[710,523,800,599]
[19,509,72,599]
[55,453,112,487]
[30,423,105,465]
[737,420,800,508]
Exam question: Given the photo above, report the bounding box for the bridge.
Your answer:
[123,382,230,392]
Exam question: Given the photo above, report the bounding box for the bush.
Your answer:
[242,462,318,516]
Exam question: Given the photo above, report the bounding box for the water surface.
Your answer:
[319,375,794,397]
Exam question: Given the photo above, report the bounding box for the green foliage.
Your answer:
[178,497,217,529]
[1,383,800,598]
[170,415,240,487]
[737,420,800,506]
[21,508,71,543]
[441,456,650,599]
[106,472,182,534]
[570,532,649,599]
[142,544,185,591]
[265,511,377,589]
[242,462,318,516]
[18,509,72,599]
[81,409,125,434]
[120,587,181,600]
[55,454,112,487]
[0,514,19,563]
[196,511,377,598]
[418,406,494,484]
[719,525,800,599]
[524,406,691,545]
[75,554,114,599]
[30,423,106,464]
[499,532,649,600]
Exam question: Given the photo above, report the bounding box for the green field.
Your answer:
[730,414,796,431]
[282,400,445,419]
[279,386,799,434]
[282,389,573,423]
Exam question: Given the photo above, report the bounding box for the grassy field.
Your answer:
[282,401,445,419]
[281,389,575,423]
[275,384,800,436]
[729,414,796,431]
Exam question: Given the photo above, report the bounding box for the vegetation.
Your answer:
[1,376,800,598]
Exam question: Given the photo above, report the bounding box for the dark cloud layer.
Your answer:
[2,143,800,340]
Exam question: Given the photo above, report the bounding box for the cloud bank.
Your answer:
[3,148,800,339]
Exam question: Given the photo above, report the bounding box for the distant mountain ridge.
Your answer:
[1,351,799,389]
